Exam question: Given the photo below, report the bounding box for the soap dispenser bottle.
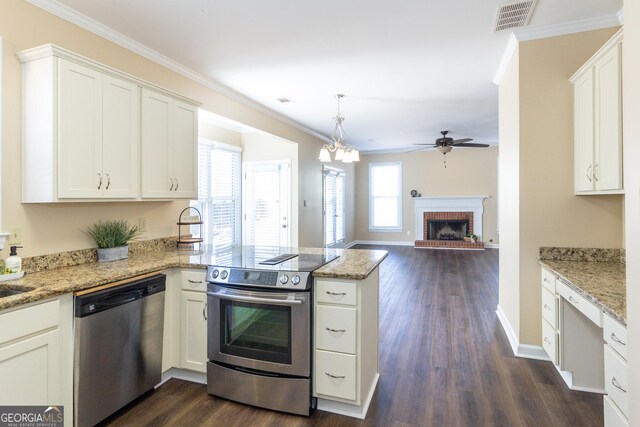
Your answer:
[6,246,22,274]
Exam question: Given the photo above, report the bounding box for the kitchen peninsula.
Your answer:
[0,239,387,425]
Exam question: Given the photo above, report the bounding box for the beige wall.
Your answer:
[241,131,299,247]
[0,0,335,256]
[498,45,521,338]
[498,28,624,346]
[199,122,242,148]
[623,0,640,421]
[354,148,499,244]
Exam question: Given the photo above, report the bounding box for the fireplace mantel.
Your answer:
[413,196,488,242]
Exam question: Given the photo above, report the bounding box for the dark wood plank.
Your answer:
[104,246,603,427]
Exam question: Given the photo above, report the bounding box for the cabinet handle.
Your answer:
[325,372,345,379]
[169,178,174,191]
[544,337,551,345]
[543,277,551,283]
[568,296,579,304]
[593,163,599,182]
[203,303,207,320]
[611,377,627,393]
[97,172,102,190]
[325,327,346,333]
[105,173,111,190]
[188,279,203,284]
[610,333,626,346]
[326,291,346,296]
[175,178,179,191]
[586,165,592,182]
[543,304,551,311]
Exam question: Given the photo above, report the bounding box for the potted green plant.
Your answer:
[85,220,142,262]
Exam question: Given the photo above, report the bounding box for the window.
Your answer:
[323,167,345,247]
[369,162,402,231]
[191,139,242,249]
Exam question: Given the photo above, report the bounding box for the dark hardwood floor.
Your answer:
[104,246,603,427]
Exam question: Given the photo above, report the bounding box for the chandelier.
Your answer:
[318,94,360,163]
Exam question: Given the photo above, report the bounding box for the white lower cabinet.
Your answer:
[180,291,208,373]
[603,313,628,426]
[315,350,356,400]
[0,296,73,426]
[540,270,560,366]
[314,269,380,419]
[179,270,208,373]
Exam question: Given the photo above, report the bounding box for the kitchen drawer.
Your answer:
[604,345,628,419]
[541,268,556,293]
[316,280,356,306]
[604,314,627,361]
[604,395,628,427]
[556,281,602,327]
[542,319,558,365]
[315,350,356,401]
[0,300,59,345]
[541,287,558,329]
[182,270,207,292]
[316,305,356,354]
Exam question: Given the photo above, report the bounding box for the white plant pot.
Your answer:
[97,245,129,262]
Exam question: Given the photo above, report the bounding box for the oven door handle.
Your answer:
[207,290,304,306]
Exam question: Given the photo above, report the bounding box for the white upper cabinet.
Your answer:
[571,29,623,195]
[141,89,197,199]
[17,44,198,203]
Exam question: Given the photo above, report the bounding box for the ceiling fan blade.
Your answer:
[413,143,438,146]
[454,143,490,148]
[406,146,432,153]
[450,138,473,145]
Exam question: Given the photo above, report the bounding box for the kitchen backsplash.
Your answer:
[22,237,178,273]
[539,247,625,264]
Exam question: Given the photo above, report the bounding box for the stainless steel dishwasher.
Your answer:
[74,273,166,427]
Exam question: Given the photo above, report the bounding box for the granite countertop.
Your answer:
[0,245,388,312]
[539,252,626,325]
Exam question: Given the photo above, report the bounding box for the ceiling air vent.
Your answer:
[494,0,537,32]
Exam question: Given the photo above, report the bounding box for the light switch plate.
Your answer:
[8,228,22,245]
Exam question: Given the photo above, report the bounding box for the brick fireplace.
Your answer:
[413,196,487,250]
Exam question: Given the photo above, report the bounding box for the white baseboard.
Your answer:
[345,241,358,248]
[351,240,414,246]
[158,367,207,387]
[317,373,379,419]
[496,305,550,361]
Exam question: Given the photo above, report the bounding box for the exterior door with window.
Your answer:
[323,167,345,248]
[243,161,291,247]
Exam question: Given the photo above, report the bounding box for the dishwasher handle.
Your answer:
[92,289,144,311]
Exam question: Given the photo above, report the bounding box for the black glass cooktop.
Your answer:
[206,246,339,272]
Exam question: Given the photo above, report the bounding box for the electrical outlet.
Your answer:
[8,227,22,245]
[406,230,410,236]
[138,217,147,233]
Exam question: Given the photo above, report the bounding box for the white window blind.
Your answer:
[369,162,402,231]
[323,167,345,247]
[191,139,241,249]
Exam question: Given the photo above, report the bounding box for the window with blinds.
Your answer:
[323,167,346,247]
[369,161,402,231]
[191,139,241,249]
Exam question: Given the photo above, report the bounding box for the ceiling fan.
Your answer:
[412,131,490,167]
[413,131,489,154]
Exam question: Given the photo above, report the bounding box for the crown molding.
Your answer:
[492,34,519,85]
[24,0,333,145]
[492,13,621,85]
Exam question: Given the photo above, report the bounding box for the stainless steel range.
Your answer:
[206,246,339,416]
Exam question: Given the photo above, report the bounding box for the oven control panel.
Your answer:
[207,266,312,290]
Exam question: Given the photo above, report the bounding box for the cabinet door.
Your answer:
[58,59,103,198]
[0,330,60,404]
[180,291,207,373]
[102,75,139,198]
[594,44,623,191]
[172,101,198,198]
[141,89,173,198]
[573,69,595,193]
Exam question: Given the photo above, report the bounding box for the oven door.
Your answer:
[207,284,310,377]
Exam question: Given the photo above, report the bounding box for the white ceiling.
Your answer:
[47,0,622,151]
